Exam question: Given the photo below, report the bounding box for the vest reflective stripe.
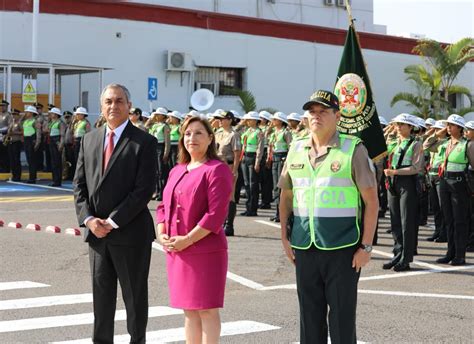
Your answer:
[391,138,415,168]
[23,119,36,137]
[152,123,166,142]
[445,140,468,172]
[273,129,289,153]
[74,120,87,137]
[245,129,260,153]
[170,124,180,142]
[287,134,360,250]
[49,121,60,137]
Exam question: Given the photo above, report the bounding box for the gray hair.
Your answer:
[100,83,131,103]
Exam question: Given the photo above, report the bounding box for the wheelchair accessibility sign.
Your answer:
[148,77,158,101]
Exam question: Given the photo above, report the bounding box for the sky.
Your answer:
[373,0,474,43]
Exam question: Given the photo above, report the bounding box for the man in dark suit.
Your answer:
[74,83,158,343]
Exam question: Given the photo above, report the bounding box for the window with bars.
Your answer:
[194,67,244,96]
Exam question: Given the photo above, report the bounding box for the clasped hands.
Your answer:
[87,218,114,238]
[157,233,193,252]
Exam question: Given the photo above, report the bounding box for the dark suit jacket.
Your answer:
[73,121,158,246]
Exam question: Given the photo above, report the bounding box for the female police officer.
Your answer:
[383,114,424,272]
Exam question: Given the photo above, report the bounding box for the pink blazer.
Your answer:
[156,159,233,254]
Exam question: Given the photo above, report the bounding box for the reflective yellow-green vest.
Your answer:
[243,128,260,153]
[286,134,361,250]
[74,120,87,138]
[391,138,415,169]
[23,119,36,137]
[442,139,468,173]
[170,124,180,143]
[151,122,166,143]
[429,139,447,176]
[49,120,61,137]
[271,128,289,153]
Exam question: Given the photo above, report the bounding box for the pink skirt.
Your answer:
[166,250,228,310]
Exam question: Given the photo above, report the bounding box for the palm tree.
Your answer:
[413,38,474,103]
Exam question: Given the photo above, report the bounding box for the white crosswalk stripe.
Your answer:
[0,281,49,291]
[0,281,281,341]
[53,321,281,343]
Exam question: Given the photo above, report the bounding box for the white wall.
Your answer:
[0,10,472,119]
[134,0,381,34]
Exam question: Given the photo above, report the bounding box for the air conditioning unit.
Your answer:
[196,82,218,95]
[166,51,192,71]
[336,0,349,7]
[324,0,335,6]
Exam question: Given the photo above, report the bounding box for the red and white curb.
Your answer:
[65,228,81,236]
[45,226,61,233]
[8,222,22,229]
[26,224,41,231]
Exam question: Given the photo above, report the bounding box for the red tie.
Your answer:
[103,131,115,172]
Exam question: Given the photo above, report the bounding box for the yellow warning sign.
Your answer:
[22,78,37,103]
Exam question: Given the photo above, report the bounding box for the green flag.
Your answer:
[334,25,387,161]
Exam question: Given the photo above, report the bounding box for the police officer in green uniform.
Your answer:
[22,106,42,183]
[73,107,91,166]
[168,110,182,168]
[6,109,23,181]
[0,100,12,172]
[47,107,65,186]
[464,120,474,251]
[258,111,274,209]
[267,112,291,222]
[279,90,378,344]
[240,111,264,216]
[149,107,170,201]
[436,114,474,265]
[423,120,448,242]
[383,114,423,271]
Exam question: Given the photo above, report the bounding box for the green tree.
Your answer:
[413,37,474,103]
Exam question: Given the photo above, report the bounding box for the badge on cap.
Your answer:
[330,161,341,173]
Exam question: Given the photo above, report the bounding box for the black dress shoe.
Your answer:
[382,259,399,270]
[385,229,392,234]
[245,212,258,217]
[26,180,36,184]
[48,183,61,187]
[259,204,271,209]
[436,256,453,264]
[426,235,438,242]
[434,237,447,243]
[269,217,276,222]
[224,226,234,237]
[413,250,418,256]
[274,218,280,223]
[240,211,248,216]
[450,258,466,266]
[393,262,410,272]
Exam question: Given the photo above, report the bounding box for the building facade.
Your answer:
[0,0,472,119]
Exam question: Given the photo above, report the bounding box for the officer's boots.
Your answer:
[225,201,237,236]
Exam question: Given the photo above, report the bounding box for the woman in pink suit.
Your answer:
[156,116,233,343]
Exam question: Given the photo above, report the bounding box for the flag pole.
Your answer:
[345,0,354,26]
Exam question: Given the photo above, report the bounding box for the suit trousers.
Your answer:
[388,175,417,264]
[49,136,62,185]
[8,141,22,180]
[24,136,37,181]
[89,241,152,344]
[295,246,359,344]
[241,153,259,213]
[439,176,469,259]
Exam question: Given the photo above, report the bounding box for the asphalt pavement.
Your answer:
[0,180,473,343]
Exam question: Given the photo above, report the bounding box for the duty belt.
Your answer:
[443,171,465,179]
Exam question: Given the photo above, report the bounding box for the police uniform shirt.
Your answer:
[216,129,241,163]
[278,132,377,190]
[393,140,424,176]
[8,120,23,142]
[0,111,12,136]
